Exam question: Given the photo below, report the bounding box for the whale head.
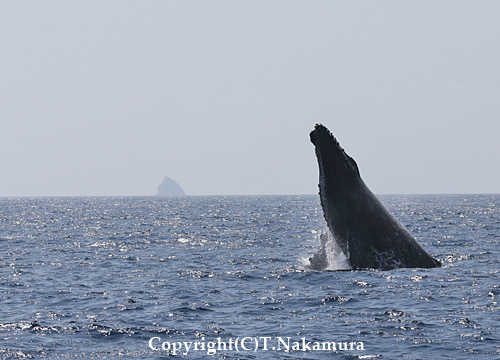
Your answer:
[310,124,361,195]
[310,124,366,258]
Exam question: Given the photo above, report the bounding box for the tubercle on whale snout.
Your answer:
[310,123,340,147]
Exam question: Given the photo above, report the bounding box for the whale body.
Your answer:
[310,124,441,270]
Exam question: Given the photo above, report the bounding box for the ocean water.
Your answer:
[0,194,499,359]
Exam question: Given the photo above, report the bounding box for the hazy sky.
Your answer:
[1,1,499,196]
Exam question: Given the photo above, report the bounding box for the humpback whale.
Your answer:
[310,124,441,270]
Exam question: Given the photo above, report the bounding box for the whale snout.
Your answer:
[310,123,334,146]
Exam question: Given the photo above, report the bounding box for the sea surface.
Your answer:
[0,195,499,359]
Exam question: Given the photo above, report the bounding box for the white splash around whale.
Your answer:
[303,229,351,271]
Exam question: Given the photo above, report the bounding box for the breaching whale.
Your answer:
[310,124,441,270]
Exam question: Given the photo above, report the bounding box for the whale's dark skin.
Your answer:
[310,124,441,270]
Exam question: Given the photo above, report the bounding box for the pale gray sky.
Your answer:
[1,1,499,196]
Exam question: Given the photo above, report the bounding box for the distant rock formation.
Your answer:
[156,176,185,196]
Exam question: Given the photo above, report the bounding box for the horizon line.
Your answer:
[1,192,499,199]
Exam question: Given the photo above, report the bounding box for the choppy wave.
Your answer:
[0,195,499,359]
